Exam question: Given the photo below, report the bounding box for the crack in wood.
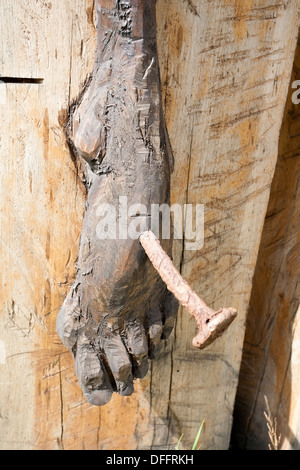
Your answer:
[0,77,44,84]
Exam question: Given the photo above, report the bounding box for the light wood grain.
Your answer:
[0,0,93,450]
[152,0,299,450]
[0,0,299,450]
[233,31,300,451]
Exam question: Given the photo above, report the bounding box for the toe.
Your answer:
[75,333,113,406]
[147,305,164,358]
[84,388,114,407]
[102,328,134,397]
[56,288,81,350]
[162,291,179,339]
[125,319,149,379]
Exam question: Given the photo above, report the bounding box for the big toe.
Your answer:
[75,333,113,406]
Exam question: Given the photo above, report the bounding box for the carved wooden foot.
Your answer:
[56,0,179,406]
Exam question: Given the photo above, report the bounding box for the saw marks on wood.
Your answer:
[0,0,299,450]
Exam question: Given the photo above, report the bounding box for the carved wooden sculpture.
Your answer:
[57,0,237,406]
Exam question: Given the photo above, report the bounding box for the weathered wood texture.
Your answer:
[232,31,300,451]
[0,0,93,450]
[0,0,298,450]
[155,0,298,450]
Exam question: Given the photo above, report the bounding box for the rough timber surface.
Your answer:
[233,31,300,451]
[0,0,299,450]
